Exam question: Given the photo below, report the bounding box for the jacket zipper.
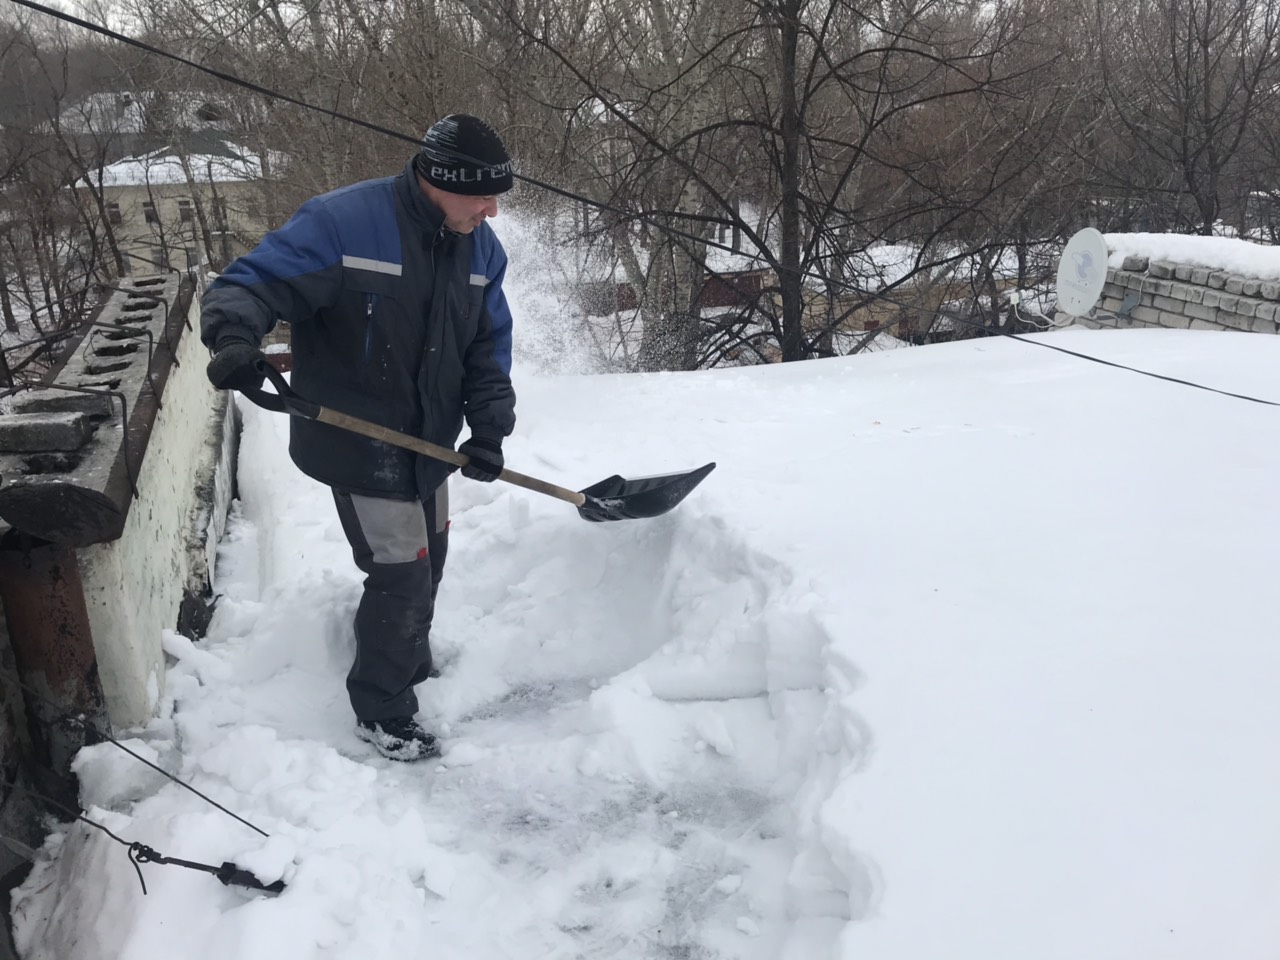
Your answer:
[363,294,377,361]
[428,227,445,356]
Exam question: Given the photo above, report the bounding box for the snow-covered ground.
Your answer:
[15,323,1280,959]
[11,216,1280,958]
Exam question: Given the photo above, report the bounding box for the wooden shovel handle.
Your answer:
[314,407,587,508]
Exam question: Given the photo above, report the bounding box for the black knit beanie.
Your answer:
[414,114,513,196]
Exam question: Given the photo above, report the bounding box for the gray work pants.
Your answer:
[332,484,449,722]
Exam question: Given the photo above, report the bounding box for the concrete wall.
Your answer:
[76,289,234,728]
[0,275,233,919]
[1084,256,1280,333]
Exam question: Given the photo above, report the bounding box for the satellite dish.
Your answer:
[1054,228,1109,315]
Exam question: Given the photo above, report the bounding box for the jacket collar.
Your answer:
[396,158,446,233]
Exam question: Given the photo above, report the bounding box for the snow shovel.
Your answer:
[240,363,714,522]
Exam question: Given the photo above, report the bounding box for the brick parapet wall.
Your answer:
[1090,256,1280,333]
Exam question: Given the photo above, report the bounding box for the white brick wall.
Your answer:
[1080,257,1280,334]
[76,290,233,728]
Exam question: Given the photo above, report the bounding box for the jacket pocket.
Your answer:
[461,281,485,344]
[345,271,401,377]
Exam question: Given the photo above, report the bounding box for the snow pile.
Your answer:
[11,327,1280,960]
[1105,232,1280,279]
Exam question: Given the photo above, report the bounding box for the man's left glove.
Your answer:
[207,338,268,393]
[458,435,504,482]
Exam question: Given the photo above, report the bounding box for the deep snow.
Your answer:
[10,218,1280,959]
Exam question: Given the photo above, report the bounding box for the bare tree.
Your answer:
[19,0,1274,377]
[1095,0,1280,234]
[0,14,131,354]
[471,0,1085,366]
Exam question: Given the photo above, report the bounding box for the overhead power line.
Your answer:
[6,0,1279,407]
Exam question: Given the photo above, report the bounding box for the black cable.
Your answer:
[0,671,269,838]
[1003,332,1280,406]
[7,0,1278,409]
[4,0,732,255]
[7,778,283,895]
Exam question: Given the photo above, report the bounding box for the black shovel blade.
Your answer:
[577,462,716,522]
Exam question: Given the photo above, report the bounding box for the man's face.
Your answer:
[422,180,499,233]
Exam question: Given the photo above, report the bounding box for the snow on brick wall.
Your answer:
[1104,234,1280,280]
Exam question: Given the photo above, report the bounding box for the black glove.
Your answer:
[207,338,268,392]
[458,435,504,482]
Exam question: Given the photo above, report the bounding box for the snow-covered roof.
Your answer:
[79,143,263,189]
[20,327,1280,960]
[52,89,241,136]
[704,210,1053,292]
[53,91,149,135]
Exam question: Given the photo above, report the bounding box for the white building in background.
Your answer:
[80,135,270,274]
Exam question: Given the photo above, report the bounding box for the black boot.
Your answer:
[355,717,440,761]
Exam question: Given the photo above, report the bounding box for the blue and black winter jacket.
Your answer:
[200,159,516,499]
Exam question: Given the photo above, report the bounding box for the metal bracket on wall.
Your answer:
[0,381,138,497]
